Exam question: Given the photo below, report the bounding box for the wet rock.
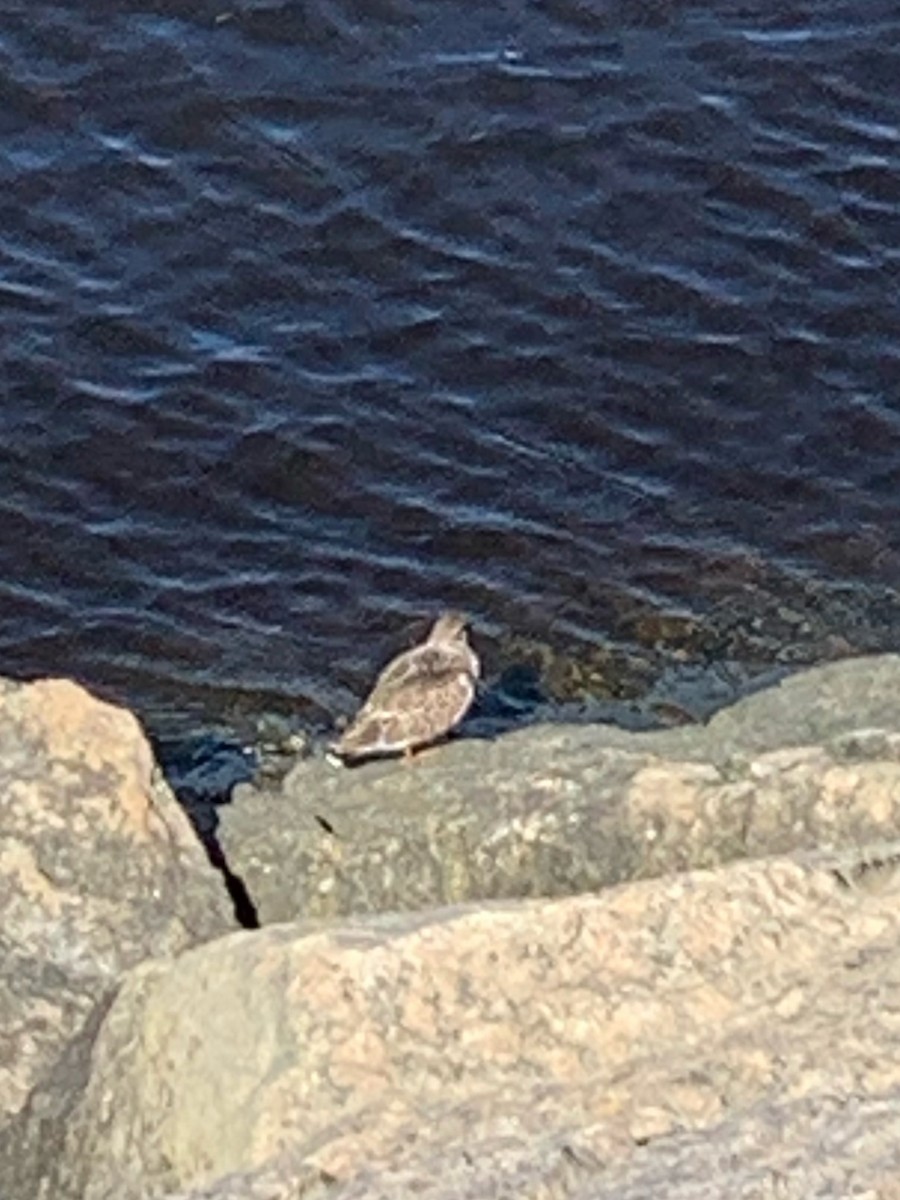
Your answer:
[0,677,235,1126]
[22,846,900,1199]
[219,654,900,924]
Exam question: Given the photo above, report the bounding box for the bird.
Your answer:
[330,612,479,763]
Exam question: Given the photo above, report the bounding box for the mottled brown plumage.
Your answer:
[331,612,479,762]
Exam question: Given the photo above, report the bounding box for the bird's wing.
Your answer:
[335,648,475,757]
[374,648,453,696]
[366,646,459,703]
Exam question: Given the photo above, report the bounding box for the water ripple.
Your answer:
[0,0,899,741]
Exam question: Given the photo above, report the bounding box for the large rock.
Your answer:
[18,843,900,1200]
[0,677,235,1125]
[220,654,900,923]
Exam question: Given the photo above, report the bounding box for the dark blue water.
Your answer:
[2,0,900,763]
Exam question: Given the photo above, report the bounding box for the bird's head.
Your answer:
[427,611,471,646]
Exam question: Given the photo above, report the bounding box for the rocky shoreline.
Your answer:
[4,659,900,1198]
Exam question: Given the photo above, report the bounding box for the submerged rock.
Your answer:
[218,654,900,924]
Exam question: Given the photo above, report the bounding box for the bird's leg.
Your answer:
[402,743,442,766]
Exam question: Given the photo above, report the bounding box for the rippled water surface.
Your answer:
[2,0,900,751]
